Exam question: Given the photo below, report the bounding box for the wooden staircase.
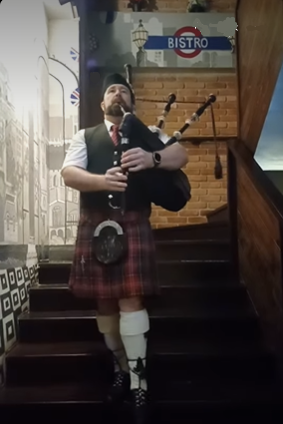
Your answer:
[0,222,282,423]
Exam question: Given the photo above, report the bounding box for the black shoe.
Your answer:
[106,370,130,404]
[131,388,148,424]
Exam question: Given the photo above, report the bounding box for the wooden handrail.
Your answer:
[228,139,283,222]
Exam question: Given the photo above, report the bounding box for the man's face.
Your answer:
[101,84,133,116]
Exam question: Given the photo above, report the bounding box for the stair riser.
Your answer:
[38,262,233,285]
[5,356,112,386]
[153,225,230,241]
[155,244,231,261]
[5,354,274,387]
[47,244,231,262]
[29,287,248,312]
[1,403,281,424]
[18,317,259,344]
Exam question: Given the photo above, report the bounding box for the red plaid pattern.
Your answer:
[68,209,159,300]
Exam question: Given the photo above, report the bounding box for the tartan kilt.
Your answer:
[68,209,159,300]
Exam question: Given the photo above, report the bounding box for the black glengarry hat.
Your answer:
[101,73,135,104]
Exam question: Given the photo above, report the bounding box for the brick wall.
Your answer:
[133,71,237,137]
[97,0,237,227]
[132,70,236,228]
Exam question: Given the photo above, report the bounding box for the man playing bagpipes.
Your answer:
[61,72,189,424]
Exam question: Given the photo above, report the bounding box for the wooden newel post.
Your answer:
[74,0,103,129]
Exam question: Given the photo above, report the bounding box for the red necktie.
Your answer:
[111,125,120,146]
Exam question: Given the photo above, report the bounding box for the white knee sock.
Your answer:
[96,313,129,373]
[119,309,150,391]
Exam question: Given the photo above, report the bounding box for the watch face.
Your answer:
[155,153,161,163]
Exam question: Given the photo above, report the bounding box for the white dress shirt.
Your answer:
[61,119,170,171]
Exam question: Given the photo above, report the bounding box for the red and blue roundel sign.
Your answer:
[173,26,204,59]
[143,28,230,58]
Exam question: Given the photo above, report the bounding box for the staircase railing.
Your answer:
[227,139,283,365]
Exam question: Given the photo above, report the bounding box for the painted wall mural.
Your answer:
[0,0,49,251]
[0,12,80,252]
[0,0,47,382]
[86,12,236,69]
[48,19,80,246]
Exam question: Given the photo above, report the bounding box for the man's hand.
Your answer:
[121,148,153,172]
[105,166,128,192]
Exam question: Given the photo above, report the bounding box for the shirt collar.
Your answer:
[104,119,117,132]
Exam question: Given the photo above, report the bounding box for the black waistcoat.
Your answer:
[80,123,151,212]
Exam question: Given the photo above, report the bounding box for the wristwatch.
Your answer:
[152,152,161,168]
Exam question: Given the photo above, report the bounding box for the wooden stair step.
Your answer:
[150,378,282,403]
[46,239,231,262]
[0,382,106,404]
[1,379,281,404]
[17,302,259,344]
[152,239,231,261]
[5,335,275,386]
[153,221,230,241]
[29,281,249,312]
[6,337,269,359]
[38,259,234,285]
[0,379,281,423]
[5,341,112,386]
[18,303,256,321]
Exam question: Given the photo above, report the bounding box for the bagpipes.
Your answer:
[117,64,219,212]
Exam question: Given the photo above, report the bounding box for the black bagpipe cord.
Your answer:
[210,103,223,179]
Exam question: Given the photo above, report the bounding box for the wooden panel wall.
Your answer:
[236,0,283,153]
[236,163,283,352]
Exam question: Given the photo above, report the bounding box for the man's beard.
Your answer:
[105,101,132,116]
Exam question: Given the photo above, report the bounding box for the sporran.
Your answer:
[93,219,128,265]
